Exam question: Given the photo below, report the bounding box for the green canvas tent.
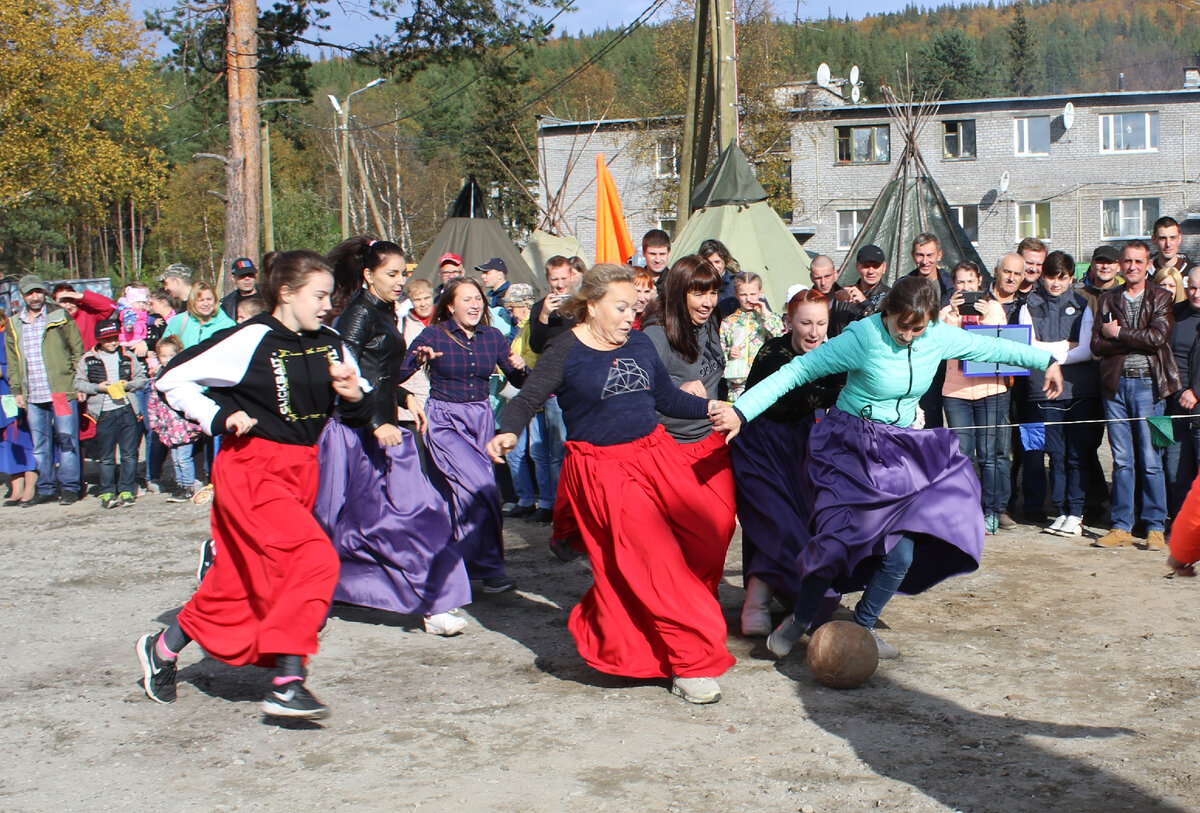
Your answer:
[837,90,984,286]
[673,143,811,311]
[521,229,589,278]
[414,178,543,292]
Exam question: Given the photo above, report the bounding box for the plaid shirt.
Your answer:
[402,321,525,403]
[18,308,51,403]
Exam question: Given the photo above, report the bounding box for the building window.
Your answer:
[1101,198,1159,239]
[656,139,679,178]
[836,209,871,249]
[1013,116,1051,156]
[835,125,890,164]
[943,120,976,160]
[657,215,677,234]
[1099,112,1159,153]
[1016,202,1051,240]
[950,204,980,243]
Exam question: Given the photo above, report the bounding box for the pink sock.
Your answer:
[273,675,303,686]
[156,637,179,661]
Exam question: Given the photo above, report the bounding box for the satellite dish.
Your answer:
[999,171,1010,193]
[851,85,862,104]
[850,65,860,86]
[816,63,831,87]
[1062,102,1075,130]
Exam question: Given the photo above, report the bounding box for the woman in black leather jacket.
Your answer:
[314,237,471,637]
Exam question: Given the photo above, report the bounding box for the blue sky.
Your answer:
[132,1,984,53]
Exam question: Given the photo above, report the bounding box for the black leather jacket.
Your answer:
[335,289,409,429]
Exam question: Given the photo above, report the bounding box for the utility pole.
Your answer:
[677,0,740,235]
[223,0,260,295]
[329,78,387,240]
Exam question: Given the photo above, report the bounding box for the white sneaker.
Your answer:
[766,613,806,658]
[1044,515,1068,534]
[868,628,900,659]
[1054,515,1083,537]
[740,576,773,637]
[423,611,467,636]
[671,676,722,704]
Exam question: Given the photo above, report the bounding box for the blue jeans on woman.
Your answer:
[792,536,916,631]
[1104,376,1167,532]
[943,392,1011,516]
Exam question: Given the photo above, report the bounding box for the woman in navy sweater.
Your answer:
[487,264,734,705]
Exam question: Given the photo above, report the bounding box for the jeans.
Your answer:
[943,392,1011,516]
[1164,393,1200,515]
[95,407,141,495]
[170,442,195,490]
[508,427,537,506]
[1034,398,1097,517]
[27,399,81,495]
[528,397,565,509]
[792,536,916,631]
[1104,377,1167,532]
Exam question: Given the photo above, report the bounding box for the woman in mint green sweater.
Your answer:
[711,277,1062,660]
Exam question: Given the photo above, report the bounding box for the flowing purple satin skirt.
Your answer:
[424,399,506,580]
[315,420,470,615]
[730,414,815,600]
[804,408,985,595]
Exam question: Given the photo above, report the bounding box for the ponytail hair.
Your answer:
[326,236,405,301]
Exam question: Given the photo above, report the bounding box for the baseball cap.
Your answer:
[158,263,193,283]
[18,274,46,295]
[1091,245,1120,263]
[95,319,120,341]
[438,253,464,268]
[475,257,507,275]
[231,257,257,277]
[857,244,886,265]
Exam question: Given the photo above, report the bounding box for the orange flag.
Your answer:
[595,154,635,264]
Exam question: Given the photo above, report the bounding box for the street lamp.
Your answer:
[330,78,387,239]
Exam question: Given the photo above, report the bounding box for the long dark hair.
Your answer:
[880,275,940,325]
[326,236,405,321]
[262,250,334,311]
[644,254,723,363]
[430,277,491,328]
[698,238,739,274]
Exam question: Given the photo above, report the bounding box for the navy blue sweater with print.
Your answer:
[498,330,709,446]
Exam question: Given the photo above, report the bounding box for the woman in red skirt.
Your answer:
[487,263,736,704]
[135,250,370,721]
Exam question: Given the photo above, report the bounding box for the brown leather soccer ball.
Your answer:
[806,620,879,689]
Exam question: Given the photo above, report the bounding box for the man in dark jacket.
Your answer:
[906,232,954,305]
[830,244,890,337]
[220,257,259,320]
[1090,240,1180,551]
[1165,266,1200,514]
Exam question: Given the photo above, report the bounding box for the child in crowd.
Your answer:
[118,284,151,348]
[146,335,201,503]
[236,296,267,323]
[74,319,147,508]
[719,272,784,400]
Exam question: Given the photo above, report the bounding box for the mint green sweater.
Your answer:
[734,314,1053,427]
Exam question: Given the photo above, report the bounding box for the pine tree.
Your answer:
[1006,1,1045,96]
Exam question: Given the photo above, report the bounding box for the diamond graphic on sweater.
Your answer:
[601,358,650,399]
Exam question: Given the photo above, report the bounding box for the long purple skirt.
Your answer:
[730,414,816,601]
[315,420,470,615]
[424,399,506,580]
[804,407,984,595]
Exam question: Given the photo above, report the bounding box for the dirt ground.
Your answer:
[1,482,1199,812]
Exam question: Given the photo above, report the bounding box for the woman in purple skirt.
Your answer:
[713,277,1063,660]
[731,289,843,637]
[401,277,526,594]
[316,237,471,636]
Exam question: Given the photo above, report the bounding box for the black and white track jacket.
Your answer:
[156,314,372,445]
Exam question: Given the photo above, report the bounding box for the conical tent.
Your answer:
[672,142,812,311]
[838,88,984,287]
[414,179,542,292]
[521,229,588,277]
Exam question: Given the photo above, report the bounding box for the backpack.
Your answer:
[146,378,202,447]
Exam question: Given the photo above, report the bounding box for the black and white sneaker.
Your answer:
[262,680,329,720]
[166,488,194,503]
[196,538,215,582]
[480,575,516,594]
[136,632,177,704]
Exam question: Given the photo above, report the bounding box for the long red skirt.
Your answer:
[177,436,339,668]
[564,427,737,679]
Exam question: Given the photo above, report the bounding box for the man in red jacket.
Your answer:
[52,284,116,351]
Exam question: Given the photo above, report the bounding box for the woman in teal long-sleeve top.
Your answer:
[711,278,1063,660]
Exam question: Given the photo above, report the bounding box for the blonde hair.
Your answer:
[186,282,219,323]
[560,263,636,323]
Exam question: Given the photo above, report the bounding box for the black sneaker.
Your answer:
[528,508,554,525]
[480,575,517,594]
[58,491,80,506]
[504,503,536,519]
[548,537,581,563]
[262,680,329,720]
[136,632,177,704]
[197,538,215,582]
[166,488,193,503]
[29,493,57,506]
